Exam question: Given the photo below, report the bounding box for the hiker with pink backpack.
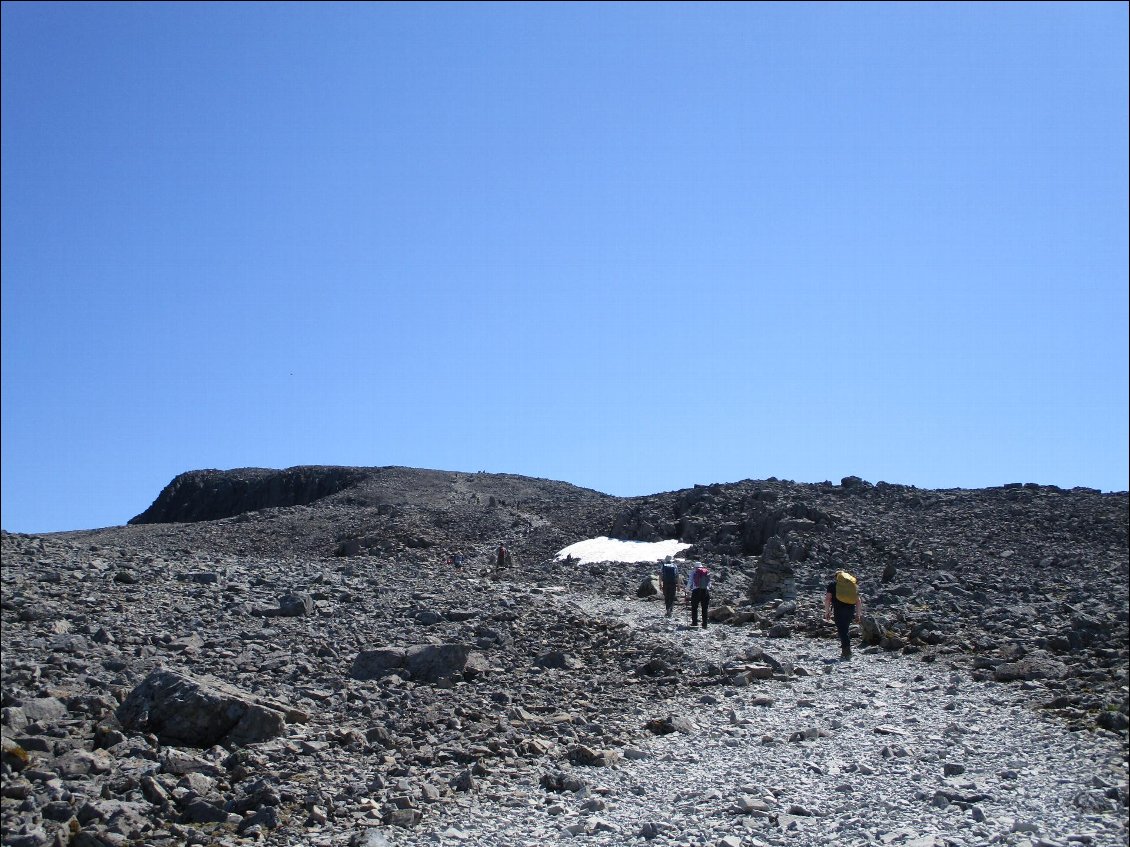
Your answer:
[687,562,711,629]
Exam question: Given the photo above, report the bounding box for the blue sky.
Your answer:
[3,2,1127,533]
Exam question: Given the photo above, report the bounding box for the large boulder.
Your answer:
[405,644,471,682]
[993,655,1070,682]
[116,668,295,748]
[860,615,889,645]
[709,605,735,622]
[17,697,68,725]
[351,648,408,680]
[277,593,315,617]
[351,644,472,683]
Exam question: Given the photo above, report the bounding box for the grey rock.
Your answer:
[116,667,291,747]
[351,647,408,680]
[404,643,471,682]
[18,697,68,724]
[534,650,584,670]
[182,797,237,823]
[3,827,50,847]
[277,592,315,616]
[709,604,735,621]
[237,804,280,832]
[645,715,696,735]
[450,768,475,792]
[994,656,1070,682]
[1097,710,1129,732]
[55,749,112,778]
[568,745,622,766]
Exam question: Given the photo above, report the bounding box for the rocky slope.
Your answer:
[91,467,618,566]
[1,467,1127,847]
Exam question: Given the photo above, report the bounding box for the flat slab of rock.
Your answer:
[993,656,1070,682]
[351,644,471,683]
[116,668,295,748]
[351,647,408,680]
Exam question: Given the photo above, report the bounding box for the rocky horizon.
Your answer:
[2,465,1127,846]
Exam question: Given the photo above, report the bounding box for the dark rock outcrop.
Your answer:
[129,466,367,524]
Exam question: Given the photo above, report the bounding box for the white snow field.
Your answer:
[555,536,693,566]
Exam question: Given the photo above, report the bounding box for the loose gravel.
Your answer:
[386,591,1129,847]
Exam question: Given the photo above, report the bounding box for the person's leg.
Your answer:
[693,591,706,627]
[701,592,709,628]
[690,590,700,626]
[834,605,853,657]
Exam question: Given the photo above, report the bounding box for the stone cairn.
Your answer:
[747,535,796,603]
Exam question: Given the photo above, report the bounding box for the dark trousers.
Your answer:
[662,581,677,614]
[691,589,709,627]
[833,603,855,654]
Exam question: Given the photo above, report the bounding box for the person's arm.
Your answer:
[855,593,863,622]
[823,591,832,620]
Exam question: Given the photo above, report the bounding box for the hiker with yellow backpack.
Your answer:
[824,570,864,660]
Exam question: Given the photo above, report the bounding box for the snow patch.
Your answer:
[555,536,691,565]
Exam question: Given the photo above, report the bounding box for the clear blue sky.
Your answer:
[3,2,1127,533]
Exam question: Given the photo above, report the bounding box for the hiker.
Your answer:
[824,569,863,659]
[493,543,512,580]
[687,562,711,629]
[453,551,465,570]
[659,556,681,617]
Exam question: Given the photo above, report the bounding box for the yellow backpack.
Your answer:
[834,570,859,604]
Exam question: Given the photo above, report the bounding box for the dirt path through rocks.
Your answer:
[389,591,1128,847]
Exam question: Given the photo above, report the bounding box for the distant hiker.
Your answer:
[453,551,465,570]
[688,563,711,629]
[493,544,512,580]
[659,556,681,617]
[824,570,863,659]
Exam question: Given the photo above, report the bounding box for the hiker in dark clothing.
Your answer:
[492,544,512,580]
[659,556,681,617]
[688,563,711,629]
[824,570,863,659]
